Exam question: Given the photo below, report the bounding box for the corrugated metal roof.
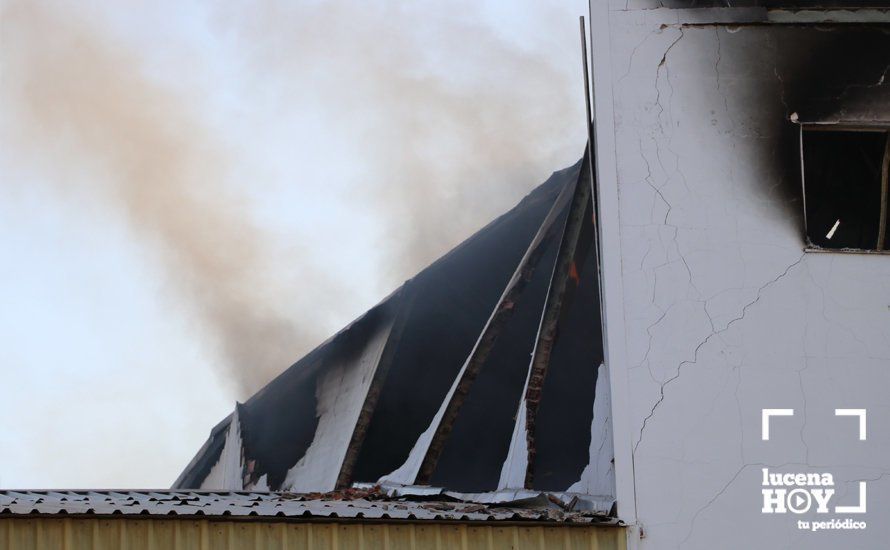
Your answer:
[0,490,618,525]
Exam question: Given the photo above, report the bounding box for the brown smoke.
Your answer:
[2,1,583,396]
[216,1,584,279]
[1,2,330,396]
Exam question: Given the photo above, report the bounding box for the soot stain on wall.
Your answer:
[710,25,890,241]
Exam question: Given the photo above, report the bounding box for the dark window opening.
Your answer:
[802,128,890,251]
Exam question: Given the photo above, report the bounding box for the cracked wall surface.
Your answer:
[605,8,890,549]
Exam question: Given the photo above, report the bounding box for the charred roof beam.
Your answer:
[408,179,575,486]
[522,152,593,488]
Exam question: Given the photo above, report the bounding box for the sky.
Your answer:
[0,0,588,488]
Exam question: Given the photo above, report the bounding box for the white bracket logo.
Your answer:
[835,409,867,441]
[762,408,795,440]
[761,408,868,518]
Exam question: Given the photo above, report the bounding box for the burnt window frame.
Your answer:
[799,123,890,254]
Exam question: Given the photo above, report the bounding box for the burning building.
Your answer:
[174,150,615,508]
[4,2,890,549]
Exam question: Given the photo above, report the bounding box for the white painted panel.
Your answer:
[569,363,615,498]
[497,399,529,490]
[199,407,244,490]
[282,317,394,492]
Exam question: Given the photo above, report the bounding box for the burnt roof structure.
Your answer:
[174,152,614,513]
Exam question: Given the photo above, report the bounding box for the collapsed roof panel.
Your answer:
[530,206,603,491]
[237,363,320,490]
[568,362,614,498]
[496,152,603,493]
[377,173,579,488]
[426,229,563,492]
[349,165,578,484]
[175,156,614,508]
[281,313,395,492]
[174,297,401,491]
[172,415,229,489]
[198,405,244,490]
[239,300,402,490]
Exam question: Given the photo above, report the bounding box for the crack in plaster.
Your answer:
[681,461,754,545]
[637,28,700,314]
[806,259,886,360]
[653,28,685,126]
[634,253,806,454]
[714,28,731,119]
[632,305,670,384]
[654,29,693,198]
[649,30,701,305]
[732,358,744,463]
[836,63,890,102]
[774,67,790,119]
[619,29,660,86]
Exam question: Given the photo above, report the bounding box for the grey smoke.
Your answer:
[1,2,331,396]
[2,0,583,395]
[217,1,584,277]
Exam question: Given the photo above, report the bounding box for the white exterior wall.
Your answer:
[592,5,890,549]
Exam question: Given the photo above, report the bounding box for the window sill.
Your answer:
[804,246,890,256]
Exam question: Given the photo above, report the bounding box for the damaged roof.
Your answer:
[175,152,614,510]
[0,489,618,525]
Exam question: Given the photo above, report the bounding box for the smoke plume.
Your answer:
[1,2,332,396]
[2,0,583,395]
[216,0,584,278]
